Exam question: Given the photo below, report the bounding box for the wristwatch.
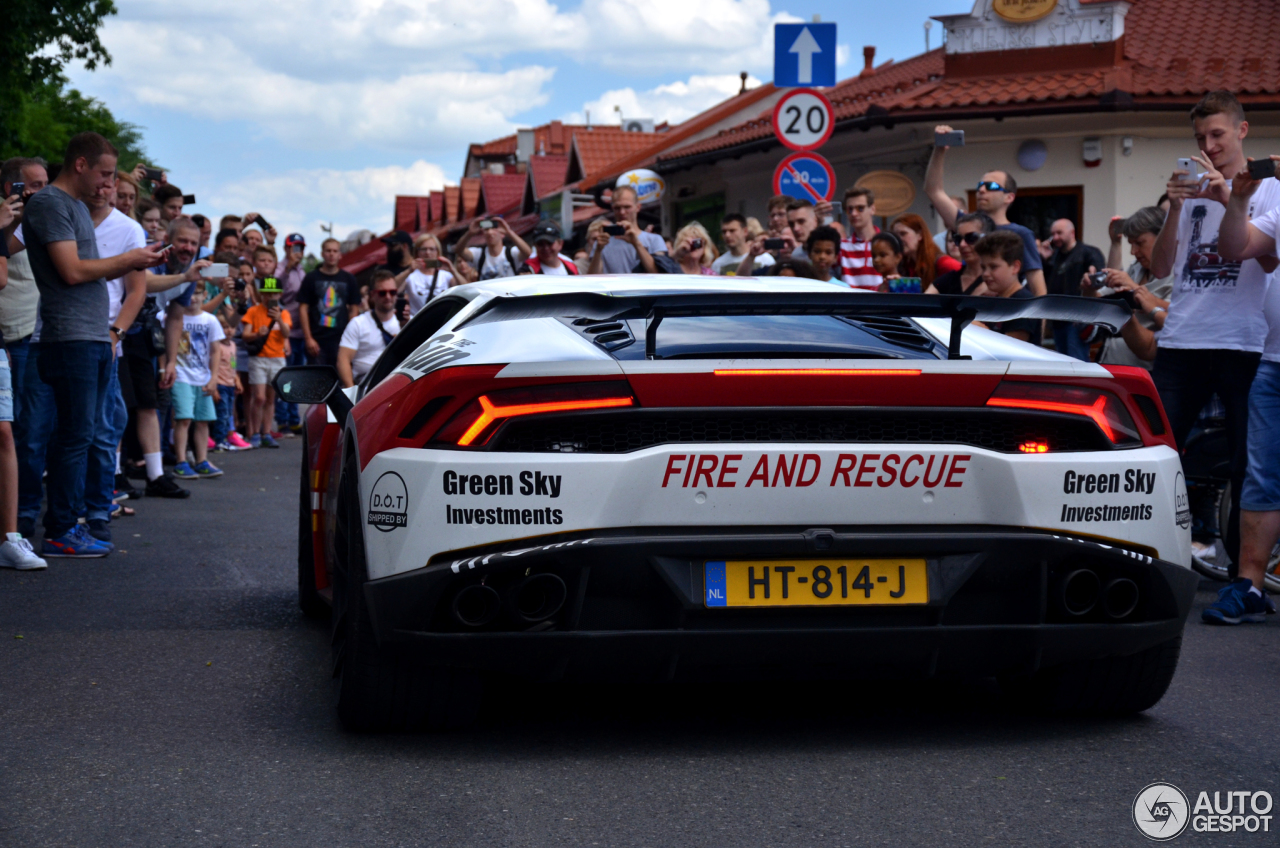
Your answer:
[1148,306,1166,317]
[110,326,125,338]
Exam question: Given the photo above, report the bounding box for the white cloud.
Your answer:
[204,160,450,250]
[565,73,764,126]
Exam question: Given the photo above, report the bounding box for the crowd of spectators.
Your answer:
[0,131,423,564]
[3,88,1278,624]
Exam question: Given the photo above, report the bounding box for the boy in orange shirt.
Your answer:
[241,275,291,448]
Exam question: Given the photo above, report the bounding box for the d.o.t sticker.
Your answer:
[367,472,408,531]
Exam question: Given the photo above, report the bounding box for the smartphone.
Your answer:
[254,215,272,231]
[157,243,174,256]
[604,225,625,236]
[142,167,164,182]
[1248,158,1277,181]
[395,295,408,315]
[478,220,495,230]
[1176,158,1198,182]
[9,181,23,198]
[421,259,440,269]
[888,277,923,294]
[763,238,785,250]
[935,130,965,147]
[200,263,229,278]
[689,238,704,250]
[182,194,196,205]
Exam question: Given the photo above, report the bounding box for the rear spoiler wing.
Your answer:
[457,292,1132,360]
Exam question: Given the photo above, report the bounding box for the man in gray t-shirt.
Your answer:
[587,185,667,274]
[7,132,163,555]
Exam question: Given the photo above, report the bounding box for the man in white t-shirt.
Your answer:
[85,186,149,540]
[337,270,400,387]
[1148,90,1280,584]
[1205,150,1280,623]
[456,216,531,281]
[587,185,666,274]
[711,213,773,276]
[520,222,578,275]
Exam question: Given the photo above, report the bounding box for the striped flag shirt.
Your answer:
[840,230,882,290]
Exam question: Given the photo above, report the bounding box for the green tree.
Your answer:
[0,0,139,162]
[3,77,149,168]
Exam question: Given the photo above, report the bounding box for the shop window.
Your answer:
[674,192,726,243]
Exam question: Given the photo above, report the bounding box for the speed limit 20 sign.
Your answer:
[772,88,834,152]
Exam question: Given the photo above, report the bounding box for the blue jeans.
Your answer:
[274,343,306,427]
[86,360,128,523]
[36,341,113,538]
[13,342,56,528]
[212,384,237,443]
[1241,361,1280,512]
[1052,322,1091,362]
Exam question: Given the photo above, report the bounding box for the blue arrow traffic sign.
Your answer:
[774,22,837,88]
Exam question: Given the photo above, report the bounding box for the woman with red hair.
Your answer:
[891,213,960,287]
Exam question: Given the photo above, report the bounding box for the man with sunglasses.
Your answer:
[925,126,1046,296]
[337,271,400,388]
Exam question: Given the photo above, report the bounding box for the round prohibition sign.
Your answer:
[772,87,835,151]
[773,151,837,204]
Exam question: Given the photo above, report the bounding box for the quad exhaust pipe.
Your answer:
[452,584,501,627]
[508,573,567,623]
[1060,569,1140,619]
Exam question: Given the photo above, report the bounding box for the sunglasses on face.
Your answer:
[374,289,398,297]
[976,180,1008,193]
[952,231,984,245]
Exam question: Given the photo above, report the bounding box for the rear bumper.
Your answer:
[363,526,1200,682]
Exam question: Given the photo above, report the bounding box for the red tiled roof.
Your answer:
[478,172,526,215]
[659,0,1280,165]
[459,177,481,220]
[659,51,944,162]
[429,191,444,224]
[570,130,661,182]
[393,196,419,232]
[528,154,569,199]
[575,82,781,189]
[442,186,460,224]
[468,120,595,161]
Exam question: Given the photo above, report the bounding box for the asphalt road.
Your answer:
[1,437,1277,847]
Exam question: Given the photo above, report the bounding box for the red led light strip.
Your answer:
[713,369,922,377]
[987,395,1118,442]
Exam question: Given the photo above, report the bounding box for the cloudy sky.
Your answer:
[66,0,974,250]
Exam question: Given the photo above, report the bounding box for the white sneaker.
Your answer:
[0,537,48,570]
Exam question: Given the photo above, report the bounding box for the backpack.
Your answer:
[475,245,517,279]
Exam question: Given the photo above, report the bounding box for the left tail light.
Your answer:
[986,381,1142,447]
[432,380,635,447]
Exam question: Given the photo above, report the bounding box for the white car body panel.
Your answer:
[360,444,1191,582]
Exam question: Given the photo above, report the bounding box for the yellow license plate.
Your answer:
[704,559,928,608]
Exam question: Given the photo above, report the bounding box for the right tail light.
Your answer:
[986,382,1142,447]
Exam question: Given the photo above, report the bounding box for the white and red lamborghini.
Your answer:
[277,275,1198,731]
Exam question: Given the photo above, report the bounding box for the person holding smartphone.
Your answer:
[272,232,308,432]
[398,233,457,317]
[586,185,665,274]
[456,217,531,280]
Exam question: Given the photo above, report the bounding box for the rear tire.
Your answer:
[1002,635,1183,715]
[298,428,329,620]
[332,454,479,732]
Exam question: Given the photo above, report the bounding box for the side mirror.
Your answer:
[273,365,353,425]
